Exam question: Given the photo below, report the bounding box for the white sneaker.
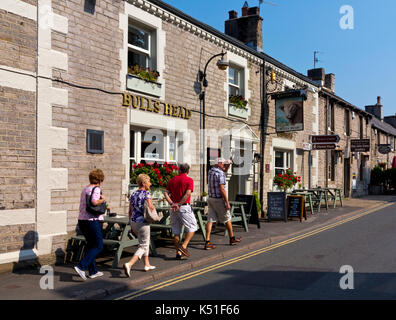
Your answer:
[123,263,131,278]
[74,266,87,281]
[144,266,156,272]
[88,271,104,279]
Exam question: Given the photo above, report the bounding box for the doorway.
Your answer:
[344,158,351,197]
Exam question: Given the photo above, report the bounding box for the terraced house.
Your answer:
[0,0,395,267]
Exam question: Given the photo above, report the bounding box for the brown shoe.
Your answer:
[230,236,242,245]
[204,241,216,250]
[177,244,190,257]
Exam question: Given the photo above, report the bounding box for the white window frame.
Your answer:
[224,52,251,119]
[228,65,244,97]
[127,20,156,71]
[130,128,183,164]
[274,149,293,175]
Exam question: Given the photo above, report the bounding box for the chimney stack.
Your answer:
[307,68,325,85]
[225,2,263,51]
[324,73,335,92]
[365,97,383,120]
[228,10,238,20]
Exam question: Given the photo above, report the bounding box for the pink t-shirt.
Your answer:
[78,185,104,221]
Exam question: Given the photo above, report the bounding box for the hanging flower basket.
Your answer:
[273,169,301,192]
[131,162,179,188]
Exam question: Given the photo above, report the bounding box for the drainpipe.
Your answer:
[35,0,39,251]
[259,60,266,219]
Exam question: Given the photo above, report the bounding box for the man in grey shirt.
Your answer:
[204,158,242,250]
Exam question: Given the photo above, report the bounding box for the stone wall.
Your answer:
[51,0,126,237]
[0,10,37,73]
[0,87,36,210]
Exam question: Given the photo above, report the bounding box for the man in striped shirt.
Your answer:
[204,158,242,250]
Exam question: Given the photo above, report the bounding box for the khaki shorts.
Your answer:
[208,197,231,224]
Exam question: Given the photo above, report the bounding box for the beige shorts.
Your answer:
[208,197,231,224]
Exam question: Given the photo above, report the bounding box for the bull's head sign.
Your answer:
[275,96,304,132]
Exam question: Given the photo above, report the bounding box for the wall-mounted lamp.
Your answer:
[270,70,276,82]
[198,51,229,195]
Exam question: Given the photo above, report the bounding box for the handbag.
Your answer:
[86,186,107,216]
[143,193,163,223]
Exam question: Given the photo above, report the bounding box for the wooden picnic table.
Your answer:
[325,188,343,208]
[67,205,208,268]
[287,191,315,215]
[193,200,249,236]
[149,206,207,242]
[66,214,141,268]
[292,188,329,213]
[292,187,343,212]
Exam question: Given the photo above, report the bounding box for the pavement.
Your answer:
[0,195,395,300]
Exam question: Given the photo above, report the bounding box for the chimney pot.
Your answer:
[377,96,381,105]
[242,7,249,16]
[242,1,249,16]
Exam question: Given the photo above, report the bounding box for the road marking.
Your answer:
[116,202,394,300]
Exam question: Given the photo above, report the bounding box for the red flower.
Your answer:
[137,163,143,168]
[132,164,137,169]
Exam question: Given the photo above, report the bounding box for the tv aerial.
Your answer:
[314,51,324,68]
[259,0,278,10]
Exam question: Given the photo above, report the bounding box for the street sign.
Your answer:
[378,144,392,155]
[312,143,336,150]
[302,142,312,151]
[351,139,370,152]
[310,135,340,144]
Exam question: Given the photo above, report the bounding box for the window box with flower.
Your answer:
[228,95,249,119]
[127,65,162,97]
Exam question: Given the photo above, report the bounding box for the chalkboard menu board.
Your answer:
[267,192,287,222]
[287,195,307,223]
[235,194,260,228]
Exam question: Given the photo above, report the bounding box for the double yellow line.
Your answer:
[116,202,394,300]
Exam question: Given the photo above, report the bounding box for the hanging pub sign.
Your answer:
[351,139,370,152]
[273,90,307,133]
[122,92,191,120]
[378,144,392,155]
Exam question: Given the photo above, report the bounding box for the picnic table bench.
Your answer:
[292,187,343,212]
[194,200,248,236]
[66,206,208,268]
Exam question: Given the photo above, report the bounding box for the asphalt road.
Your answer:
[111,202,396,300]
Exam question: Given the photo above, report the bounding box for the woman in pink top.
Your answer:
[73,169,106,281]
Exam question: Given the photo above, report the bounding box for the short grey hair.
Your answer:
[179,163,190,173]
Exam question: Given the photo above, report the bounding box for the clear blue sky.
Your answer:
[162,0,396,117]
